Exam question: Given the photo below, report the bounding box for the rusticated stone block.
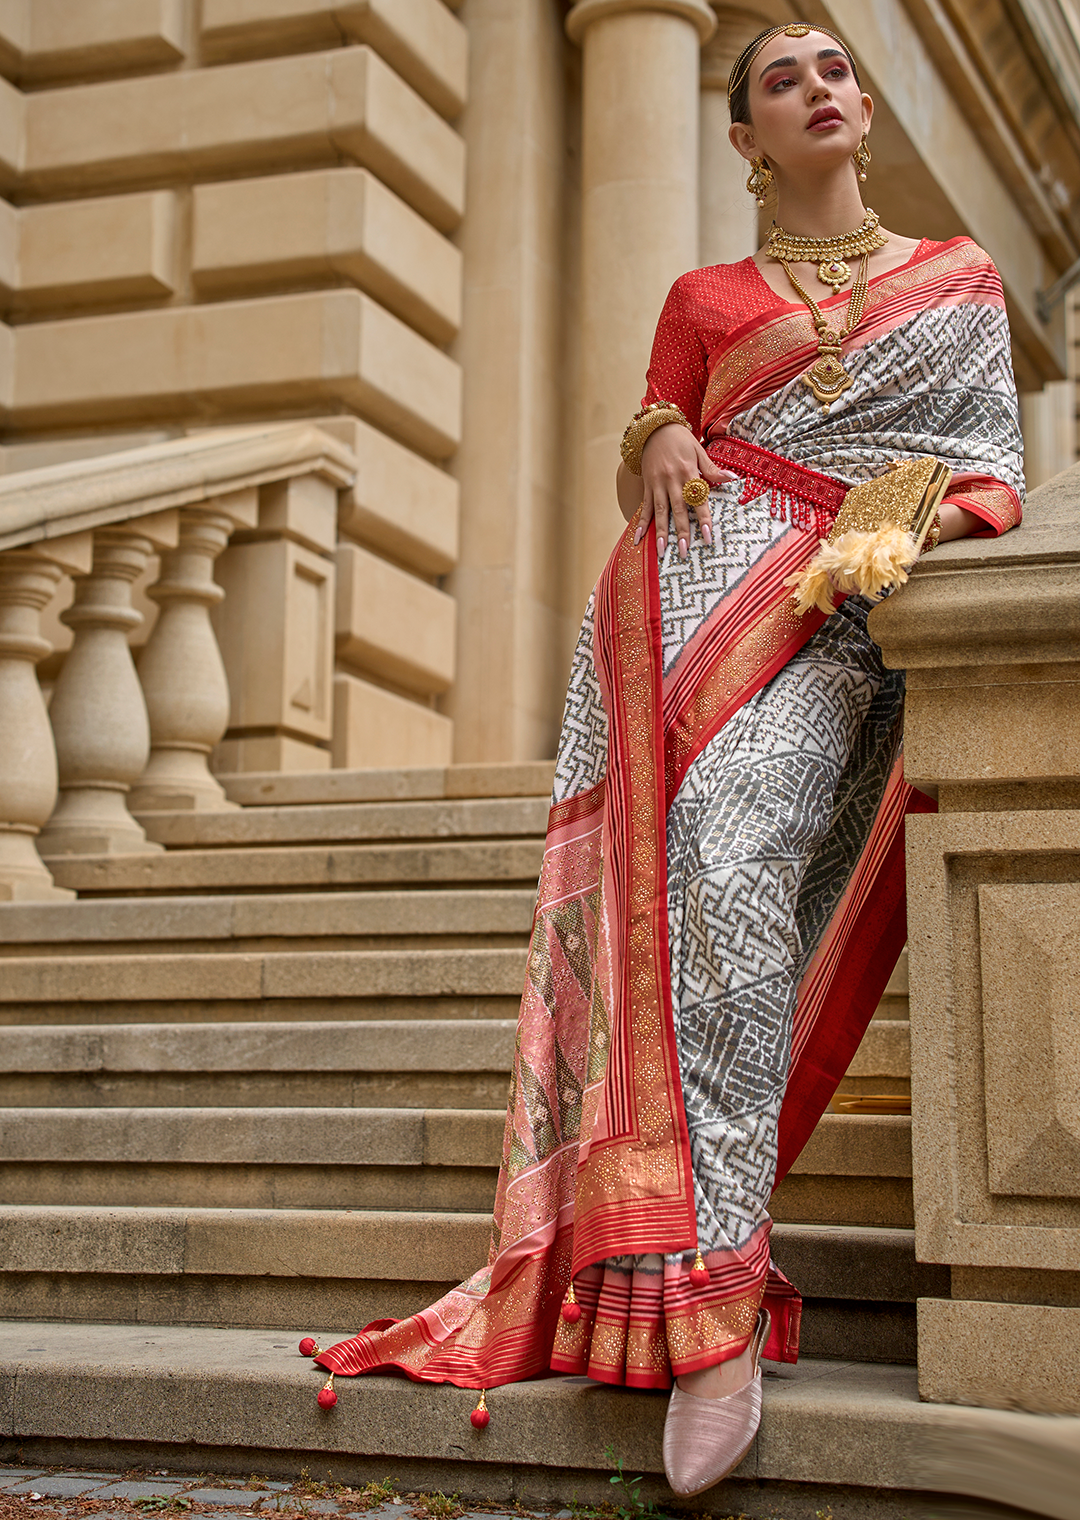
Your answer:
[200,0,467,120]
[20,47,465,231]
[332,670,453,770]
[336,540,456,696]
[321,413,459,576]
[192,167,461,345]
[10,291,462,459]
[13,0,185,84]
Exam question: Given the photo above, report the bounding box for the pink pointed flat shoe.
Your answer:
[662,1308,771,1498]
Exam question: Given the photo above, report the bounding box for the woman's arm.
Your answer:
[937,502,983,543]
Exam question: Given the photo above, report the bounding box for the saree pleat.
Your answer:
[314,236,1024,1394]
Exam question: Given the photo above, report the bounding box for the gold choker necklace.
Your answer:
[767,208,887,295]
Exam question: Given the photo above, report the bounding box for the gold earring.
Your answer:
[852,134,871,182]
[746,156,773,207]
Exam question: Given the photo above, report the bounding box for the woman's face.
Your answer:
[731,31,872,177]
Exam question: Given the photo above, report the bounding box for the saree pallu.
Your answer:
[315,236,1024,1394]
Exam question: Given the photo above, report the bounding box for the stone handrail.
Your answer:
[0,424,356,902]
[0,424,355,550]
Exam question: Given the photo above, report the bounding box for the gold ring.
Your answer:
[682,478,709,508]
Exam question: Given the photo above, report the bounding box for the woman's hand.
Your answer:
[637,424,739,557]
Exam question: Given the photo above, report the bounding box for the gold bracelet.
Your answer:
[921,510,942,554]
[620,401,692,476]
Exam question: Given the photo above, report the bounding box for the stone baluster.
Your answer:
[38,513,178,857]
[0,535,91,900]
[129,489,258,812]
[566,0,716,616]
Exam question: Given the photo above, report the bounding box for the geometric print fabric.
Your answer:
[636,597,898,1261]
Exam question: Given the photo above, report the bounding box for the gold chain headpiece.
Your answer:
[726,23,858,104]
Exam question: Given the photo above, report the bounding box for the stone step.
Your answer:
[133,797,550,852]
[0,1107,910,1215]
[0,889,536,957]
[1,1322,1073,1519]
[44,839,546,896]
[0,948,529,1008]
[0,1017,909,1111]
[218,761,556,808]
[0,1020,518,1110]
[0,1104,501,1212]
[0,1207,949,1364]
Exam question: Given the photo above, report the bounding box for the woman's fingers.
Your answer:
[653,490,670,555]
[633,490,656,546]
[669,490,693,559]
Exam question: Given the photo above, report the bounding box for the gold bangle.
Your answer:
[682,478,709,508]
[921,510,942,554]
[620,401,692,476]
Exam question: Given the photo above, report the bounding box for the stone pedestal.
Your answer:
[868,465,1080,1414]
[212,475,337,773]
[566,0,715,617]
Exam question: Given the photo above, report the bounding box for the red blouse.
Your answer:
[639,242,1020,537]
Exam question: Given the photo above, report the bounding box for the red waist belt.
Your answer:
[706,435,847,542]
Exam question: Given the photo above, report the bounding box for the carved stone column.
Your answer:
[39,515,178,856]
[566,0,716,616]
[130,490,257,812]
[700,8,767,267]
[0,536,90,900]
[868,466,1080,1415]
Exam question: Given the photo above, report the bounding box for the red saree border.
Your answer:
[701,238,999,434]
[664,530,831,807]
[777,764,936,1181]
[571,520,697,1271]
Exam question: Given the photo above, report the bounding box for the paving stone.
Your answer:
[93,1480,187,1499]
[182,1490,283,1506]
[0,1470,47,1485]
[7,1476,117,1497]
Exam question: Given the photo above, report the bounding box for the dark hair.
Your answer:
[728,27,862,125]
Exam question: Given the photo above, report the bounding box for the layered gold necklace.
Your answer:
[780,253,871,410]
[767,207,887,294]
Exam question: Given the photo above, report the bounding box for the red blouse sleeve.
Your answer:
[641,275,710,434]
[943,479,1023,536]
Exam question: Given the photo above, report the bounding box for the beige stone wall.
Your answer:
[0,0,467,771]
[1,0,1079,772]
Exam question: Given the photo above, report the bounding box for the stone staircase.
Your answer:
[0,763,1064,1518]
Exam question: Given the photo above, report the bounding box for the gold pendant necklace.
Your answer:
[767,208,887,294]
[780,253,871,409]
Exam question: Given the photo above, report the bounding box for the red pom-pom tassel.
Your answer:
[317,1374,337,1409]
[298,1337,320,1357]
[470,1390,490,1429]
[560,1281,582,1323]
[688,1249,710,1289]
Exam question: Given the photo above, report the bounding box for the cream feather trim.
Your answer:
[786,522,920,617]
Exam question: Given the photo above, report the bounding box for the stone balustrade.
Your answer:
[869,463,1080,1415]
[0,424,355,901]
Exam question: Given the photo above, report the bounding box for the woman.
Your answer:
[307,23,1023,1498]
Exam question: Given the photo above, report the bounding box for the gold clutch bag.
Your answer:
[788,456,953,616]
